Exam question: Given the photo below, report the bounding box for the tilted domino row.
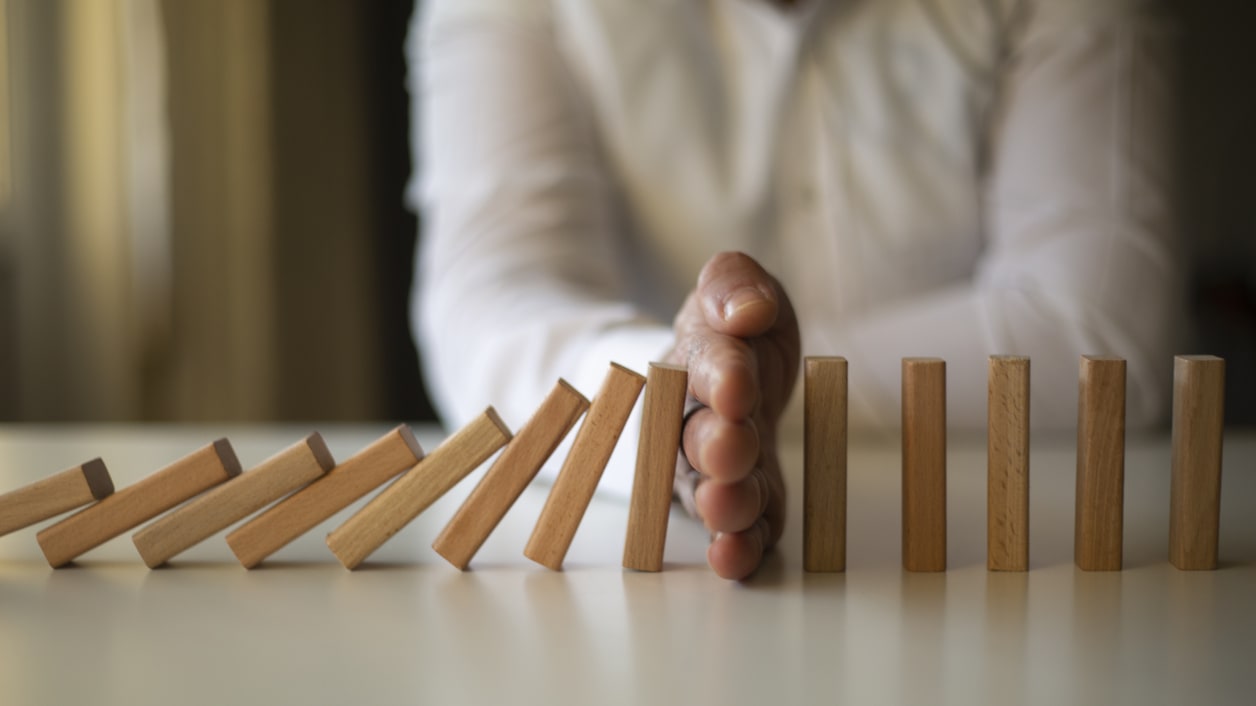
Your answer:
[0,362,683,571]
[0,354,1226,572]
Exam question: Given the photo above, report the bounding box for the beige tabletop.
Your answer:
[1,424,1254,705]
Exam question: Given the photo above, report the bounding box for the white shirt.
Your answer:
[408,0,1185,497]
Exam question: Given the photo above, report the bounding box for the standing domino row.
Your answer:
[804,354,1227,573]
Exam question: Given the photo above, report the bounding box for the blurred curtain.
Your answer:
[0,0,418,422]
[1,0,162,421]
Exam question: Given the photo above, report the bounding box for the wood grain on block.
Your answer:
[988,355,1029,572]
[623,363,688,572]
[1169,355,1226,570]
[902,358,946,572]
[327,408,512,570]
[433,382,588,570]
[1075,355,1126,571]
[36,440,241,568]
[525,363,646,570]
[804,356,847,573]
[0,459,114,537]
[133,433,335,568]
[226,425,423,568]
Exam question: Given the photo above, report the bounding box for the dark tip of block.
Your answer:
[483,406,514,442]
[556,378,591,406]
[648,361,688,373]
[394,424,425,461]
[79,458,114,499]
[609,361,646,382]
[213,438,243,478]
[305,432,336,472]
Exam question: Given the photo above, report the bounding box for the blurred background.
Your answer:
[0,0,1252,426]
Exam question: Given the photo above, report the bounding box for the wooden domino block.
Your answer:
[226,425,423,568]
[0,459,115,537]
[525,363,646,570]
[327,408,512,570]
[623,363,688,572]
[902,357,946,572]
[804,356,847,573]
[1169,355,1226,570]
[36,440,241,568]
[133,433,335,568]
[1075,355,1126,571]
[988,355,1030,572]
[433,382,589,570]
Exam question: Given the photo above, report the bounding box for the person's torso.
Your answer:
[553,0,1011,348]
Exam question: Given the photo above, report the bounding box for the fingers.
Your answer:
[682,408,758,482]
[666,251,800,581]
[694,467,769,532]
[676,328,760,421]
[707,519,771,581]
[696,252,782,338]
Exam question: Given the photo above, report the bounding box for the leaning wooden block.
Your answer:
[36,440,241,568]
[988,355,1030,572]
[0,459,115,538]
[327,408,512,570]
[1169,355,1226,571]
[1074,355,1126,572]
[804,356,847,573]
[226,424,423,568]
[433,382,589,570]
[133,433,335,568]
[902,357,946,572]
[526,363,646,570]
[623,363,688,572]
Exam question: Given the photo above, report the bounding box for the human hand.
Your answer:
[665,252,800,580]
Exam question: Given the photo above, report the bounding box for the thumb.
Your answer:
[697,252,780,338]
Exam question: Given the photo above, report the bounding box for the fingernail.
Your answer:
[722,287,764,320]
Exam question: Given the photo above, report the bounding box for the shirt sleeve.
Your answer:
[821,1,1187,433]
[409,0,672,495]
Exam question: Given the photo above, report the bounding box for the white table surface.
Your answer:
[1,423,1254,706]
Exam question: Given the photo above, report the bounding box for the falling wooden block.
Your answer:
[36,440,241,568]
[623,363,688,572]
[902,357,946,572]
[988,355,1030,572]
[0,459,115,538]
[525,363,646,570]
[327,408,512,570]
[132,433,335,568]
[433,382,589,570]
[804,356,847,573]
[1075,355,1126,571]
[1169,355,1226,571]
[226,425,423,568]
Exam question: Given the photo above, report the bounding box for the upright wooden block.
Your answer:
[1075,355,1126,571]
[433,382,589,570]
[36,440,241,568]
[902,357,946,572]
[0,459,114,537]
[1169,355,1226,570]
[525,363,646,570]
[327,408,512,570]
[226,425,423,568]
[133,433,335,568]
[988,355,1030,572]
[804,356,847,573]
[623,363,688,572]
